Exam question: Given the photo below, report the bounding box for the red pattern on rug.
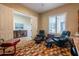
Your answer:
[15,40,71,56]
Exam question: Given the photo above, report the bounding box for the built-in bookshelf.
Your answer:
[13,23,27,38]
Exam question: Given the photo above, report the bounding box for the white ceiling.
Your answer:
[22,3,66,13]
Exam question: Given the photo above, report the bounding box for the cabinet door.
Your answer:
[31,16,38,39]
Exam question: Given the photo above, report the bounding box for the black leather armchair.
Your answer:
[53,31,71,47]
[34,30,45,44]
[37,30,45,40]
[52,31,78,56]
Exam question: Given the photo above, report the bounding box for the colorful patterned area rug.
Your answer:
[14,40,72,56]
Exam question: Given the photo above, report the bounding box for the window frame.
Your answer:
[48,13,67,34]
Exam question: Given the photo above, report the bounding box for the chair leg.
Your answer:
[70,47,78,56]
[3,47,5,54]
[14,45,16,54]
[46,43,52,48]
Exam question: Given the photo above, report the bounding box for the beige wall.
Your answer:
[38,14,42,32]
[0,4,39,40]
[40,4,79,35]
[0,4,13,40]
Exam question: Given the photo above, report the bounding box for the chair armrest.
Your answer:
[53,36,61,38]
[53,37,60,42]
[0,39,4,46]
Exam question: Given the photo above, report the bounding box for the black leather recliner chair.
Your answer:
[53,31,78,56]
[53,31,71,47]
[38,30,45,41]
[34,30,45,44]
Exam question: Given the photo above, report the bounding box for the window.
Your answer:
[49,13,66,34]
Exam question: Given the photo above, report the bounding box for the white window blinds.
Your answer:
[49,13,66,34]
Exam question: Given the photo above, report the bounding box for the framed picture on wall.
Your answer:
[15,23,24,30]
